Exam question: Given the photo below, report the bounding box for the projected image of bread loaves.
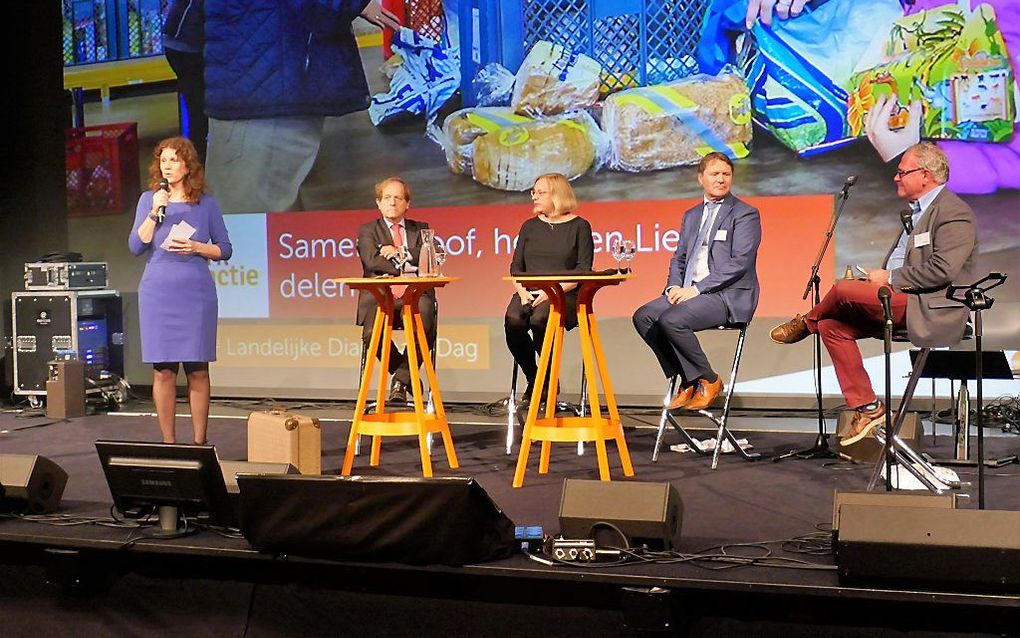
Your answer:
[603,70,753,172]
[471,116,597,191]
[441,107,533,175]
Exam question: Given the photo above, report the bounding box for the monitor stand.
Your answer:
[154,505,183,537]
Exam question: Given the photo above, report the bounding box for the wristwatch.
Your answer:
[148,210,161,223]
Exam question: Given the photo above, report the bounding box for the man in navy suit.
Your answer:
[632,152,762,410]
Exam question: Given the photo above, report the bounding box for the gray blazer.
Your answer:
[666,193,761,323]
[885,187,977,348]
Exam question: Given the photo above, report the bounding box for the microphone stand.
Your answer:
[946,272,1007,510]
[880,289,894,491]
[774,183,854,462]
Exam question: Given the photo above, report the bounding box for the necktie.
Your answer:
[683,202,716,287]
[390,223,406,298]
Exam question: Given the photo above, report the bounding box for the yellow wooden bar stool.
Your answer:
[333,276,459,478]
[507,273,634,488]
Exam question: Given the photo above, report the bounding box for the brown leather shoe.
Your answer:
[666,383,696,410]
[770,314,810,344]
[840,401,887,446]
[686,377,723,411]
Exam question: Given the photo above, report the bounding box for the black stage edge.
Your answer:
[2,411,1019,636]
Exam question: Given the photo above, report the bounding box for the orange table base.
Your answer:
[508,274,634,488]
[334,276,459,478]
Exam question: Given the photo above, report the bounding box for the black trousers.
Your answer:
[361,295,437,386]
[504,293,578,385]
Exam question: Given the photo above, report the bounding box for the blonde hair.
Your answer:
[374,176,411,202]
[907,142,949,184]
[534,173,577,216]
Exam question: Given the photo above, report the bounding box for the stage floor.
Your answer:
[2,404,1019,635]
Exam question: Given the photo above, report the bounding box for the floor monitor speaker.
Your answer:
[559,479,683,550]
[0,454,68,514]
[837,505,1020,592]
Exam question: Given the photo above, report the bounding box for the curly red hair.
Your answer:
[147,136,207,203]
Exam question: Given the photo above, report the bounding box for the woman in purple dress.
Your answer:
[129,136,232,445]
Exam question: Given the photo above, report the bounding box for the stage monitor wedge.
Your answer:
[559,479,683,551]
[837,505,1020,593]
[0,454,68,514]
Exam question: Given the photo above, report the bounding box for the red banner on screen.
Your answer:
[265,196,835,320]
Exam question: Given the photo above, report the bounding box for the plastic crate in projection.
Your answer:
[65,123,141,217]
[62,0,115,65]
[121,0,169,59]
[381,0,446,58]
[459,0,709,105]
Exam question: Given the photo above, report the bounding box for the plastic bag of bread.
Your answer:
[436,107,533,175]
[511,41,603,117]
[472,111,607,191]
[602,67,752,172]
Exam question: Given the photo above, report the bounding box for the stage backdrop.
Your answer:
[64,0,1019,403]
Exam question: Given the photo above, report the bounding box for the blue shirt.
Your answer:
[886,185,944,278]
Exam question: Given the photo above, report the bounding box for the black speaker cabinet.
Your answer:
[837,505,1020,592]
[837,410,922,463]
[236,475,516,566]
[831,490,957,536]
[0,454,68,514]
[559,479,683,550]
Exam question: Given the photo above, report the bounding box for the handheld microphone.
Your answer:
[878,285,893,322]
[157,178,169,222]
[839,175,858,198]
[899,209,914,235]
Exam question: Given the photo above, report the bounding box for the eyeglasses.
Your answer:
[894,167,924,178]
[530,189,549,197]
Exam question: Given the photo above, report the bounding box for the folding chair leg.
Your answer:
[866,348,962,492]
[507,364,519,455]
[652,377,678,462]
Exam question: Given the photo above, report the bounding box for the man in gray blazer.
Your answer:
[356,177,437,403]
[633,152,762,411]
[770,142,977,445]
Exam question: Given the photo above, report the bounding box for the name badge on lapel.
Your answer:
[714,229,728,242]
[913,232,931,248]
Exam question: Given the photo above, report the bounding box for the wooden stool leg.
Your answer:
[344,308,386,475]
[513,302,558,488]
[403,302,434,478]
[594,435,611,480]
[415,308,458,470]
[539,441,552,474]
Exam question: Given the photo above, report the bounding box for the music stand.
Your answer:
[913,350,1016,468]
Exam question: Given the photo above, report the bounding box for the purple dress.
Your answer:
[128,192,232,363]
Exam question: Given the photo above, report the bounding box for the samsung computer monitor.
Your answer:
[95,440,234,536]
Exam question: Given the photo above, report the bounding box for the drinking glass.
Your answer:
[434,244,448,276]
[393,246,410,275]
[621,240,636,273]
[610,239,625,273]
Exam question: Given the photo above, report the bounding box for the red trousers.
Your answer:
[804,279,908,408]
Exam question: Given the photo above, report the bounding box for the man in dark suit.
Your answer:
[770,142,977,445]
[633,152,762,411]
[356,177,437,403]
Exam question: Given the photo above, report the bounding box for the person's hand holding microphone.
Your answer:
[149,178,170,224]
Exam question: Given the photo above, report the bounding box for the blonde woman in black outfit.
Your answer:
[505,173,595,401]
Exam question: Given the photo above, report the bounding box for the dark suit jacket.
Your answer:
[883,187,977,348]
[355,217,435,326]
[666,193,761,323]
